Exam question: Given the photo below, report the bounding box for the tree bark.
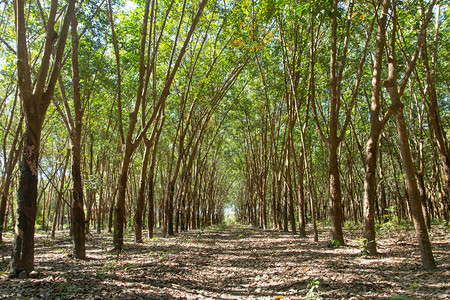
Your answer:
[12,125,40,273]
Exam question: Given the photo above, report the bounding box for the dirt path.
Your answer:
[0,224,449,299]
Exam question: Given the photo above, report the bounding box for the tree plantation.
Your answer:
[0,0,449,298]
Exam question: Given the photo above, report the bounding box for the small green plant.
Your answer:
[332,239,340,247]
[361,238,369,255]
[359,238,375,256]
[306,277,321,299]
[407,282,418,290]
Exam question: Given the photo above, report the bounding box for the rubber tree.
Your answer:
[362,0,392,255]
[311,0,371,245]
[383,0,436,270]
[11,0,76,275]
[54,13,87,259]
[421,5,450,220]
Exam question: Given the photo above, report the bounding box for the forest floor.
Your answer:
[0,223,449,299]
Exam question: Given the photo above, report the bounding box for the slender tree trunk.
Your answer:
[134,142,151,243]
[71,143,86,259]
[328,143,344,245]
[277,176,283,230]
[326,0,345,246]
[364,136,379,254]
[167,180,175,236]
[384,3,436,269]
[113,154,132,250]
[51,151,70,239]
[378,139,388,223]
[147,121,163,239]
[287,166,296,234]
[147,162,156,240]
[421,4,450,220]
[97,183,104,233]
[283,182,288,232]
[390,104,436,270]
[0,118,23,242]
[271,175,277,228]
[362,0,394,255]
[297,167,306,237]
[70,15,86,259]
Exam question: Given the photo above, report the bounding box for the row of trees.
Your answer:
[0,0,448,276]
[234,0,449,271]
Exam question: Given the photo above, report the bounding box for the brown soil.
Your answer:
[0,224,449,299]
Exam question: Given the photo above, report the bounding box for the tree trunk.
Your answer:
[113,154,132,251]
[70,15,86,259]
[326,0,344,246]
[421,4,450,221]
[391,104,436,270]
[297,168,306,237]
[147,121,163,239]
[71,145,86,259]
[277,176,283,230]
[287,167,296,234]
[167,180,175,236]
[379,140,388,223]
[0,117,23,242]
[364,136,379,254]
[51,152,70,239]
[11,0,76,274]
[97,184,104,233]
[271,175,277,228]
[12,125,41,273]
[283,182,288,232]
[147,170,155,239]
[328,144,344,245]
[384,3,436,270]
[134,142,151,243]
